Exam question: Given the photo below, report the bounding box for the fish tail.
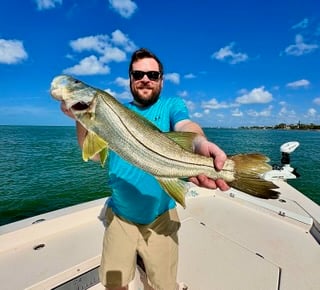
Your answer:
[228,153,279,199]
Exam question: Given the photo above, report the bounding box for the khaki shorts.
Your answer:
[99,207,181,290]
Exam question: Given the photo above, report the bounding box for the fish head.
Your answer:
[50,75,97,111]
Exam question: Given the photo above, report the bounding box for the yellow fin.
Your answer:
[98,147,108,168]
[165,132,198,152]
[156,177,187,208]
[82,131,108,167]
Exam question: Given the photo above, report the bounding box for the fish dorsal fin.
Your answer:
[165,131,198,152]
[156,177,187,208]
[82,131,108,167]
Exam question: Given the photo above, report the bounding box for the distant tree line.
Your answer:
[239,122,320,130]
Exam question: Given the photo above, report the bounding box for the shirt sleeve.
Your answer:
[169,97,190,128]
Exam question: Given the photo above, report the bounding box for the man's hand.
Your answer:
[174,120,230,191]
[189,137,230,191]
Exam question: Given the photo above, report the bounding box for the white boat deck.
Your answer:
[0,180,319,290]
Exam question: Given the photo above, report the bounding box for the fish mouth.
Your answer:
[71,102,90,111]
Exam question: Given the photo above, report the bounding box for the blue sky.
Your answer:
[0,0,319,127]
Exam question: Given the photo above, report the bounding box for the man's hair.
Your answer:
[128,48,164,75]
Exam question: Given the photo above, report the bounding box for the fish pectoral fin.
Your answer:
[156,177,187,208]
[82,131,108,167]
[164,132,199,152]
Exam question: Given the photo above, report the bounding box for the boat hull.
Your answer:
[0,181,319,290]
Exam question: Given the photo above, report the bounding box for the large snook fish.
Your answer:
[50,75,279,207]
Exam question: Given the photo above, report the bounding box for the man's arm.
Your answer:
[174,119,230,191]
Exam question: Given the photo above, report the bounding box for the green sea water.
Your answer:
[0,125,319,226]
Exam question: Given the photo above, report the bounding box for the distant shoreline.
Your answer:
[238,123,320,130]
[1,123,320,131]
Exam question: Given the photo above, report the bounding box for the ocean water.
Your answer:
[0,125,319,226]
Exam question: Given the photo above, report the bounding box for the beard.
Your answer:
[130,82,161,107]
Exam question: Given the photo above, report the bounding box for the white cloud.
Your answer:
[236,87,273,104]
[165,73,180,84]
[278,106,296,117]
[284,34,318,56]
[108,77,131,101]
[292,18,309,30]
[184,73,196,79]
[70,35,109,54]
[65,31,136,76]
[178,90,188,98]
[35,0,62,10]
[114,77,129,88]
[105,88,117,96]
[246,110,259,117]
[231,108,243,117]
[99,47,126,63]
[69,31,134,62]
[111,30,137,52]
[286,79,310,88]
[185,100,196,112]
[0,39,28,64]
[212,42,248,64]
[216,113,225,119]
[313,97,320,106]
[307,108,317,117]
[63,55,110,75]
[260,106,273,117]
[247,106,272,117]
[116,91,132,101]
[109,0,137,18]
[104,88,131,101]
[192,112,203,118]
[201,98,232,110]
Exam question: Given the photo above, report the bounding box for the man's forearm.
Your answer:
[174,119,206,136]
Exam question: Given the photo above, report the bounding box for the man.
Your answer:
[61,48,229,290]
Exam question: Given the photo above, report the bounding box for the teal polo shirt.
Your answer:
[107,96,189,224]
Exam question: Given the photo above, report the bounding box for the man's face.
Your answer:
[130,58,163,107]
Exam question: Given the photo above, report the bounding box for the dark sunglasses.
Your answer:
[131,70,162,81]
